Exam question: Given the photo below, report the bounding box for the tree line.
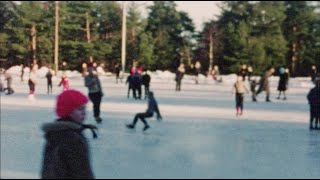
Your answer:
[0,1,319,76]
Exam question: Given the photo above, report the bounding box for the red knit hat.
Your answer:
[55,90,89,118]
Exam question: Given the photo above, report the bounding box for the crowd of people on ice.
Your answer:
[1,61,319,127]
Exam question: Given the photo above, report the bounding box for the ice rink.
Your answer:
[1,69,319,178]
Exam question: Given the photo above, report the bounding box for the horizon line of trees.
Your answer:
[0,1,319,76]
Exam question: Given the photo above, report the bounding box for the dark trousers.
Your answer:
[28,80,35,94]
[176,80,182,91]
[236,93,244,112]
[47,80,52,94]
[310,107,320,129]
[132,112,153,126]
[127,86,132,98]
[89,92,102,118]
[144,85,150,99]
[256,86,270,101]
[133,86,141,99]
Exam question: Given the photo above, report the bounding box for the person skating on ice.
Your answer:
[85,66,104,123]
[126,91,162,131]
[233,76,249,116]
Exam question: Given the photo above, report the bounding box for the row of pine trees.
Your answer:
[0,1,319,76]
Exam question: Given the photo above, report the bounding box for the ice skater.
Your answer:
[126,91,162,131]
[277,67,289,100]
[59,73,69,91]
[28,68,37,100]
[256,67,275,102]
[233,76,249,116]
[307,78,320,130]
[45,68,53,94]
[85,66,104,123]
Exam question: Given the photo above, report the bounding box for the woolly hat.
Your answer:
[55,90,89,118]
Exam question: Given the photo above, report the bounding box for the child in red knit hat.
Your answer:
[41,89,97,179]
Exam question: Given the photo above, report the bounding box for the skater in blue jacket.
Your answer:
[126,91,162,131]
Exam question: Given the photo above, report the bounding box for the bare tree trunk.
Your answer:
[31,24,36,65]
[291,26,297,76]
[86,12,93,63]
[208,29,214,72]
[121,2,127,73]
[54,1,59,74]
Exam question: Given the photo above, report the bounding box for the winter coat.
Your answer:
[46,71,53,82]
[142,74,151,87]
[59,77,69,90]
[146,96,161,117]
[85,74,102,94]
[307,86,320,118]
[277,73,289,91]
[132,73,142,88]
[41,120,96,179]
[259,70,273,91]
[234,81,248,94]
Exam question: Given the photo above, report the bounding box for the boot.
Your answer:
[126,124,135,129]
[143,125,150,131]
[95,117,102,124]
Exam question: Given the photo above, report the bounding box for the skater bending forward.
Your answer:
[127,91,162,131]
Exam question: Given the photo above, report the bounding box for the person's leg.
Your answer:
[127,87,131,98]
[256,85,263,96]
[176,81,179,91]
[283,91,287,100]
[145,85,149,99]
[47,82,49,94]
[310,109,314,130]
[133,87,137,99]
[128,112,152,128]
[239,94,244,115]
[277,91,281,99]
[266,88,271,102]
[252,91,257,102]
[89,92,102,122]
[236,94,241,116]
[138,86,142,99]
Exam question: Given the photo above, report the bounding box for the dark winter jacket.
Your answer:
[46,71,53,83]
[142,74,151,87]
[175,71,184,82]
[41,120,96,179]
[146,96,161,117]
[278,73,289,91]
[85,74,103,94]
[307,85,320,117]
[132,73,142,88]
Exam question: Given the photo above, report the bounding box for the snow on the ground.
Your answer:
[1,66,319,178]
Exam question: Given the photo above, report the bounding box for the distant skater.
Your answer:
[233,76,249,116]
[126,91,162,131]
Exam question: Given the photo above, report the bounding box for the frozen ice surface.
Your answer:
[1,69,319,178]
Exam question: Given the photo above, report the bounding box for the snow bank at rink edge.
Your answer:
[5,65,315,88]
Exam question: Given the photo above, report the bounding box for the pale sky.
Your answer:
[132,1,223,31]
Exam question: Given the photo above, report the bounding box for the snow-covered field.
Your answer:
[1,67,319,178]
